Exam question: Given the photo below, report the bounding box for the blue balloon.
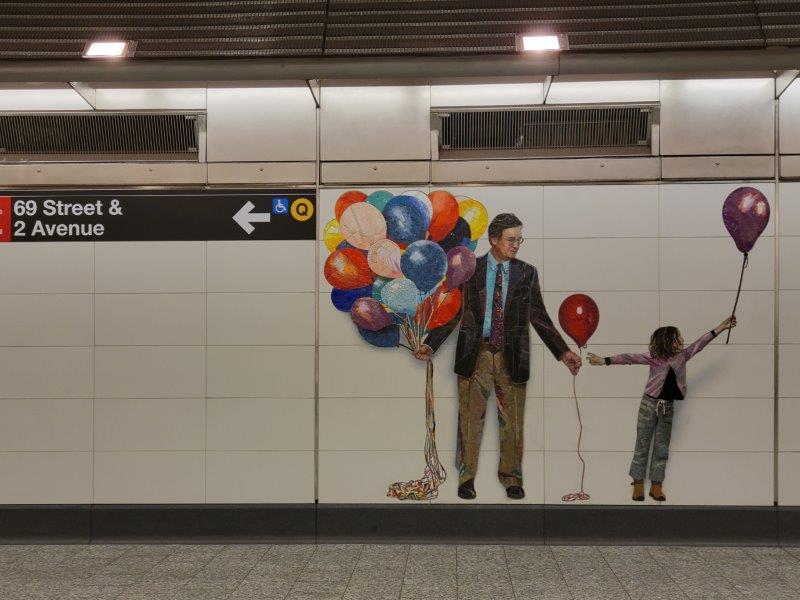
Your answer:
[331,285,372,312]
[358,324,399,348]
[401,240,448,293]
[383,195,429,245]
[381,278,420,315]
[468,239,478,252]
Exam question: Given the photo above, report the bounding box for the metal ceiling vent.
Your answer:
[0,112,202,162]
[434,105,657,159]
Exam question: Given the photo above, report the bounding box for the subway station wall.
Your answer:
[0,75,798,506]
[0,180,787,506]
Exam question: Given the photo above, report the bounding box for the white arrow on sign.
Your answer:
[233,201,271,234]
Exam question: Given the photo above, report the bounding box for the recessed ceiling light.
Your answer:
[83,41,130,58]
[521,35,561,51]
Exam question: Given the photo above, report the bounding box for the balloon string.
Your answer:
[726,252,748,345]
[562,347,590,502]
[387,359,447,500]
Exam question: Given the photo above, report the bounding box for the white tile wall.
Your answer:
[95,242,205,293]
[318,450,544,504]
[544,451,773,505]
[780,453,800,504]
[95,294,206,346]
[661,291,773,344]
[93,452,205,503]
[660,237,774,291]
[94,398,206,451]
[95,346,205,398]
[317,181,778,506]
[207,241,315,293]
[207,346,314,398]
[660,183,775,238]
[0,242,93,293]
[544,238,659,291]
[0,347,93,398]
[0,452,93,504]
[0,399,92,451]
[544,185,658,238]
[207,293,315,346]
[0,294,93,346]
[0,178,785,506]
[207,398,314,451]
[206,452,314,503]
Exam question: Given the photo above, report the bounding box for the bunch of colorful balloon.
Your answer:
[323,189,489,501]
[558,294,599,502]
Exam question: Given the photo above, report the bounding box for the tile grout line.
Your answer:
[91,240,96,511]
[547,546,575,600]
[595,546,633,600]
[205,241,208,503]
[685,546,748,600]
[223,544,272,600]
[744,547,800,594]
[397,544,411,600]
[282,545,318,600]
[644,547,694,600]
[340,544,366,600]
[501,545,518,600]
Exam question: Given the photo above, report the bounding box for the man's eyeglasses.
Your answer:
[501,237,525,245]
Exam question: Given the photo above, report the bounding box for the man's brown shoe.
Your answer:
[649,482,666,502]
[631,480,644,501]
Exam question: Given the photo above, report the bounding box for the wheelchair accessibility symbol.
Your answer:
[290,197,314,222]
[272,197,289,215]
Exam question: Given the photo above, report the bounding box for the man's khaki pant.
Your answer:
[456,341,527,488]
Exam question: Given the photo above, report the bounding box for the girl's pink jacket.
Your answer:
[605,331,717,398]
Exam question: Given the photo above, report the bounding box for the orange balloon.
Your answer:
[428,287,462,329]
[335,190,367,221]
[428,190,460,241]
[324,248,374,290]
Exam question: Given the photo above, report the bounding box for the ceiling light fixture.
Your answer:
[520,35,562,51]
[83,41,132,58]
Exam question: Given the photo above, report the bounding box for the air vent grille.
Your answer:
[436,105,655,158]
[0,112,200,161]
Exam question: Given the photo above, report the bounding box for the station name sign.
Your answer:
[0,189,316,242]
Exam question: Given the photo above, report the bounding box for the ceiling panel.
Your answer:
[0,0,796,59]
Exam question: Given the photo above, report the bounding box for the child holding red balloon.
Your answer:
[587,316,736,502]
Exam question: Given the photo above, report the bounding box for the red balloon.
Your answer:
[324,248,373,290]
[427,190,460,241]
[428,287,462,329]
[558,294,599,348]
[335,190,367,221]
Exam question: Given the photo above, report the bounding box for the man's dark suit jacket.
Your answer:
[425,254,569,384]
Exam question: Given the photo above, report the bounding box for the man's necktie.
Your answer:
[489,265,504,349]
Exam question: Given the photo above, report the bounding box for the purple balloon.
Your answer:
[445,247,477,290]
[350,297,394,332]
[722,187,770,254]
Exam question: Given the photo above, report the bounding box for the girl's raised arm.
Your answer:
[587,351,653,366]
[684,316,737,361]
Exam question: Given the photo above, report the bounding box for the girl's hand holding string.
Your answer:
[587,352,605,366]
[714,316,737,336]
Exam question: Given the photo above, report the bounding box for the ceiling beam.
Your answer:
[68,81,96,109]
[1,48,800,83]
[776,69,800,98]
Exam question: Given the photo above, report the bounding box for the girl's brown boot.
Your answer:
[649,482,666,501]
[632,480,644,501]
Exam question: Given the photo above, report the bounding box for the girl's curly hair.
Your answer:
[649,326,682,359]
